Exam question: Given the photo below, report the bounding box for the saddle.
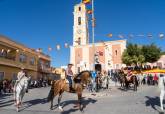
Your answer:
[126,75,132,81]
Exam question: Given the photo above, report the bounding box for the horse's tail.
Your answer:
[47,80,55,102]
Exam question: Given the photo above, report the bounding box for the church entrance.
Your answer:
[95,64,102,72]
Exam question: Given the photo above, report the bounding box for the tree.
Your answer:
[142,43,161,63]
[122,43,145,66]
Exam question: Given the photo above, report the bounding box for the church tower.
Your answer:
[73,3,89,46]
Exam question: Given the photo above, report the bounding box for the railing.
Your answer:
[38,65,51,73]
[0,57,37,71]
[0,55,15,61]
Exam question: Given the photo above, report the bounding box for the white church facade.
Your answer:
[70,3,126,73]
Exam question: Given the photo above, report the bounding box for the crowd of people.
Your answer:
[0,68,51,95]
[0,65,164,95]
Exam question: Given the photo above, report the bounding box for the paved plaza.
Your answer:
[0,85,163,114]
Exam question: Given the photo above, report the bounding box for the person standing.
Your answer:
[66,64,74,92]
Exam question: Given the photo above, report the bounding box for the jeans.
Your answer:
[67,76,72,87]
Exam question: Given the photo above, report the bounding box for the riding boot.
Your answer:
[69,86,75,93]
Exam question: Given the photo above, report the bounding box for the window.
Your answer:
[19,53,27,63]
[12,73,17,80]
[30,57,36,65]
[115,50,117,55]
[78,17,81,25]
[78,37,81,45]
[0,72,4,81]
[45,62,50,68]
[0,49,7,57]
[78,7,81,11]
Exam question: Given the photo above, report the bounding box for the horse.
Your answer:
[47,70,92,111]
[14,76,30,112]
[118,72,126,88]
[119,73,138,91]
[159,73,165,111]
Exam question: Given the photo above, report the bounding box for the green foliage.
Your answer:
[122,43,161,66]
[141,43,161,63]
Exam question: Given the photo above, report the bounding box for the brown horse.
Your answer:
[47,71,92,111]
[125,75,138,91]
[119,73,138,91]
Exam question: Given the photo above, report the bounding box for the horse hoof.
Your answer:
[16,108,19,112]
[58,106,63,111]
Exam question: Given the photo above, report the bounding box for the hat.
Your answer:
[68,63,73,66]
[21,67,25,70]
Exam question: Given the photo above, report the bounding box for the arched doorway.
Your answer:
[95,64,101,72]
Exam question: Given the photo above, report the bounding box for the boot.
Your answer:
[69,86,75,93]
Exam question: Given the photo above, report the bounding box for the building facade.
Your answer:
[0,35,51,80]
[70,3,126,73]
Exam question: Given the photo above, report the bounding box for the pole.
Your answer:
[92,0,95,71]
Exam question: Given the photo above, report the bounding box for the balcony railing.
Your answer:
[0,56,37,71]
[0,55,15,61]
[38,65,51,73]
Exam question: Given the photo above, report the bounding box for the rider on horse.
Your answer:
[66,63,74,92]
[126,70,132,81]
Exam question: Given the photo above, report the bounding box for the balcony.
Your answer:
[0,56,37,71]
[38,65,51,73]
[0,56,19,67]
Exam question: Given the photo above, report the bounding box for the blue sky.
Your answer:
[0,0,165,67]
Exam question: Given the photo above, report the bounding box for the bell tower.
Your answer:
[73,3,89,46]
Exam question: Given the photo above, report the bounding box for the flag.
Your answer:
[64,43,69,48]
[48,47,52,51]
[7,49,10,53]
[128,34,134,39]
[87,9,92,14]
[36,48,42,52]
[137,34,144,37]
[159,33,164,39]
[107,33,113,38]
[147,34,153,38]
[1,49,4,53]
[56,45,60,50]
[16,49,19,53]
[118,34,124,38]
[83,0,90,4]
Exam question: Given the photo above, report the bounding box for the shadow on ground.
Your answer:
[51,97,97,114]
[145,96,165,114]
[19,98,48,111]
[0,93,14,107]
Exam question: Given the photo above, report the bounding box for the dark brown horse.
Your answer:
[125,75,138,91]
[119,73,138,91]
[47,71,92,111]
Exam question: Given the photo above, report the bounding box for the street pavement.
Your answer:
[0,85,163,114]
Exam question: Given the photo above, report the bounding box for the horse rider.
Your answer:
[126,70,132,81]
[17,68,26,82]
[15,68,27,91]
[14,67,26,105]
[66,64,74,92]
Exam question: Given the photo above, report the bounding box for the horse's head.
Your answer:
[24,76,31,90]
[75,71,92,86]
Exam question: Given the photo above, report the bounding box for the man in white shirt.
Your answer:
[17,68,25,82]
[66,64,74,92]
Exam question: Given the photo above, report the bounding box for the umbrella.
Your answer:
[143,69,165,73]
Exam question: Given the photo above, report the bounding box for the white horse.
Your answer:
[159,73,165,111]
[14,76,30,112]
